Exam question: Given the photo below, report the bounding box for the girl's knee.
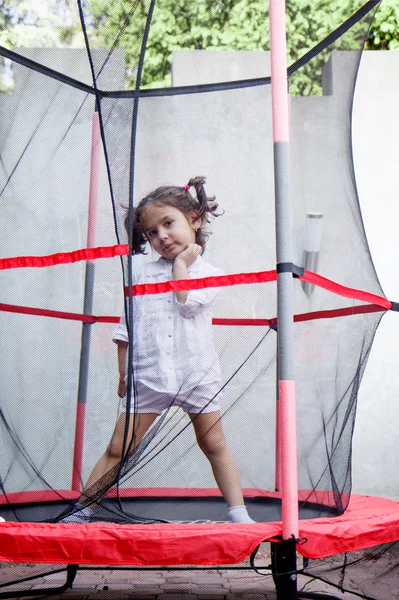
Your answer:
[198,433,228,458]
[191,412,228,457]
[107,433,131,459]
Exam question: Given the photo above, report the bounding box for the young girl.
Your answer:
[62,176,254,524]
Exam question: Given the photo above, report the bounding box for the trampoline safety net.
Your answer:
[1,2,398,600]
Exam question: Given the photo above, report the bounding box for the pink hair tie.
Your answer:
[184,184,190,191]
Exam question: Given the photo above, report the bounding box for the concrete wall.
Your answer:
[352,51,399,500]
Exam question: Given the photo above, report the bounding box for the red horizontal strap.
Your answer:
[127,269,391,314]
[213,318,275,326]
[0,302,385,325]
[213,304,385,326]
[301,270,391,310]
[0,302,120,323]
[0,244,129,270]
[293,303,385,322]
[126,270,277,296]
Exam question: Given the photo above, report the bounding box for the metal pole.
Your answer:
[72,108,101,491]
[270,0,299,597]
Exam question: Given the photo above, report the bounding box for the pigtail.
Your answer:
[187,176,220,222]
[132,219,147,254]
[124,209,148,255]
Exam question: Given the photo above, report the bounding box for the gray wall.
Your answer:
[352,51,399,500]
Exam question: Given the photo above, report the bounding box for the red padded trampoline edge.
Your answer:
[297,494,399,558]
[1,495,399,565]
[0,521,281,566]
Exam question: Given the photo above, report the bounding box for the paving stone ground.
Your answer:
[0,546,363,599]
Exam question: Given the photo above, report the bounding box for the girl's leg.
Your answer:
[61,412,157,522]
[82,412,158,495]
[189,411,245,508]
[190,411,254,522]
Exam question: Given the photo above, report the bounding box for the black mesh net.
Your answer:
[1,1,397,599]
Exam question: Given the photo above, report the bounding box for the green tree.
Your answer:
[366,0,399,49]
[1,1,397,93]
[0,0,82,48]
[0,0,83,91]
[85,0,381,94]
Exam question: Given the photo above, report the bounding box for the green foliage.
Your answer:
[0,0,82,48]
[0,0,83,92]
[86,0,241,88]
[85,0,380,94]
[286,0,372,95]
[1,0,398,95]
[366,0,399,49]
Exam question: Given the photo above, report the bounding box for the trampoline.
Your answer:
[1,1,399,599]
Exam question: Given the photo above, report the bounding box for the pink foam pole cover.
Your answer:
[270,0,290,143]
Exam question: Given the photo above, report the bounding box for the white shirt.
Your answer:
[113,256,223,395]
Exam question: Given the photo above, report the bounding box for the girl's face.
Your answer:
[140,202,200,260]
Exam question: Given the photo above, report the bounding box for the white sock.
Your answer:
[228,505,255,524]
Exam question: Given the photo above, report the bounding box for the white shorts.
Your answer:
[118,381,222,415]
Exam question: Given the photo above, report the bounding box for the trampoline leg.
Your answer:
[0,564,78,599]
[271,538,298,600]
[66,564,79,587]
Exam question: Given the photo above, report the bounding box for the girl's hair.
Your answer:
[129,175,221,254]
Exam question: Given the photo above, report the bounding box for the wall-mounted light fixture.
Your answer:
[301,212,323,296]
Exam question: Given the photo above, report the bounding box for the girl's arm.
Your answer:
[173,243,202,304]
[117,341,128,398]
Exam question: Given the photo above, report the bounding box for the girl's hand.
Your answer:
[118,379,127,398]
[175,243,201,268]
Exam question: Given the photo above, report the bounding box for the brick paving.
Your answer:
[0,547,362,599]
